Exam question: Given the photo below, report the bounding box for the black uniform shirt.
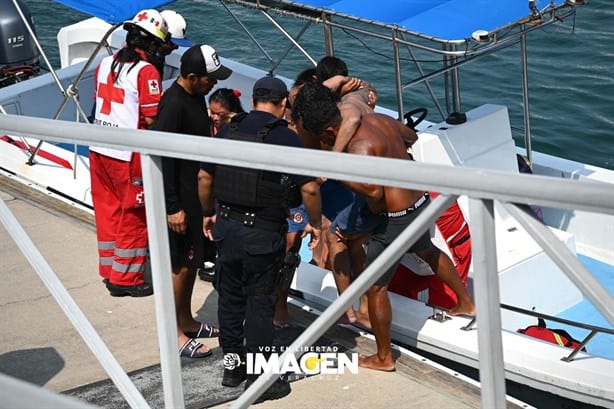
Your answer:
[201,110,314,222]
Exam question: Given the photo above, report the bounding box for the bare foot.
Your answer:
[336,314,356,325]
[448,297,476,317]
[273,319,290,328]
[353,311,372,330]
[274,304,289,328]
[336,309,360,326]
[358,353,395,372]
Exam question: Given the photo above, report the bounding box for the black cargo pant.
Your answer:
[212,216,286,357]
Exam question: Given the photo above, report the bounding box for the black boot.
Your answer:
[106,281,153,297]
[222,352,246,387]
[245,375,291,404]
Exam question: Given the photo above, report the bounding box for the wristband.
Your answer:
[202,209,216,217]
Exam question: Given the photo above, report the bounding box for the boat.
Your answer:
[1,0,613,408]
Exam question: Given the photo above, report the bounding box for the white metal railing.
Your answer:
[0,198,149,409]
[1,113,613,408]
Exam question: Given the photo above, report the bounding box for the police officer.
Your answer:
[198,76,322,402]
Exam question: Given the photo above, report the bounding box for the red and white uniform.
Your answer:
[389,192,472,309]
[90,52,161,286]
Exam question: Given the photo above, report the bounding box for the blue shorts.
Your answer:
[287,204,309,233]
[331,195,384,234]
[320,180,353,222]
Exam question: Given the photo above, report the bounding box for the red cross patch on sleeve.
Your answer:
[148,79,160,95]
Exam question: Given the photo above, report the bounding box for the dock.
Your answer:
[0,173,526,408]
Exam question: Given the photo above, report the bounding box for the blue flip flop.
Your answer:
[185,322,219,339]
[179,338,212,359]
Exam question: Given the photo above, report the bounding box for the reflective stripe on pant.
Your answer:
[90,151,148,286]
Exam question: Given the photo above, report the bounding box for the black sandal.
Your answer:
[179,338,212,359]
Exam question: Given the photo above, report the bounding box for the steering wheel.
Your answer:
[403,108,428,131]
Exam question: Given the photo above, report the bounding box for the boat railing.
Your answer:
[452,302,614,363]
[0,113,612,408]
[498,303,614,362]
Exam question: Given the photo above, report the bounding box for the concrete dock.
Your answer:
[0,173,523,408]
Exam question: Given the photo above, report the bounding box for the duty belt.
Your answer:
[384,192,430,218]
[218,204,286,233]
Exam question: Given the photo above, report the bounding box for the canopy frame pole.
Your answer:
[27,23,120,167]
[520,28,533,164]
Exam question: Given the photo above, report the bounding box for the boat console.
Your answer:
[413,104,581,330]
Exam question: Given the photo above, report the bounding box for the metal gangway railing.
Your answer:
[0,114,613,408]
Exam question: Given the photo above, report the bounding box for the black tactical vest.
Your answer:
[213,113,301,210]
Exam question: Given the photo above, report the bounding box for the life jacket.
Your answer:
[517,318,586,351]
[213,112,301,210]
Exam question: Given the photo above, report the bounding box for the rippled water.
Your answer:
[25,0,614,169]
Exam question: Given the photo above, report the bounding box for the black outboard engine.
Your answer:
[0,0,41,88]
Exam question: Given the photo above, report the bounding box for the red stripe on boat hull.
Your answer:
[1,135,74,170]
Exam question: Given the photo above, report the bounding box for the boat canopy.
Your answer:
[51,0,176,24]
[221,0,584,160]
[227,0,575,44]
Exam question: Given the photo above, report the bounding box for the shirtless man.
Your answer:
[324,81,378,328]
[292,82,475,371]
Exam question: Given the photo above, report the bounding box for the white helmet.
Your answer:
[160,10,192,47]
[124,9,169,43]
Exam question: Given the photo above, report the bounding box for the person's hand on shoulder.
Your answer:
[339,77,363,96]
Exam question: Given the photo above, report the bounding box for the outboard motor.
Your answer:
[0,0,41,88]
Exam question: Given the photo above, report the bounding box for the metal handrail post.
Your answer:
[232,194,457,408]
[140,154,185,409]
[503,202,614,326]
[322,13,334,56]
[260,9,317,67]
[399,32,447,121]
[0,198,150,409]
[392,28,404,120]
[449,43,461,113]
[266,21,314,73]
[0,373,99,409]
[469,198,506,408]
[219,0,275,65]
[520,30,533,163]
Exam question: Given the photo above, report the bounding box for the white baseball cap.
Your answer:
[160,10,192,47]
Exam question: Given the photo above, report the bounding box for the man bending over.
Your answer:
[292,82,475,372]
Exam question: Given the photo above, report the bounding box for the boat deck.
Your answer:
[557,255,614,360]
[0,173,529,408]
